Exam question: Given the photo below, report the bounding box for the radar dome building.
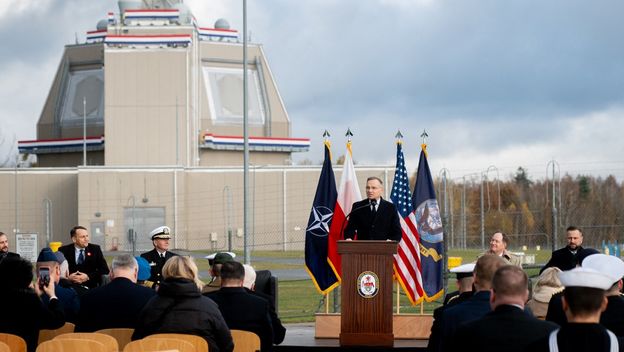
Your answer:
[19,0,309,167]
[4,1,341,254]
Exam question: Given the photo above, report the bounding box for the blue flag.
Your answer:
[304,143,340,293]
[411,145,444,301]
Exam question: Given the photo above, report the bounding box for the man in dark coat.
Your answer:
[206,261,274,352]
[0,257,65,352]
[430,254,506,352]
[344,177,402,242]
[0,231,20,263]
[530,267,620,351]
[452,265,558,351]
[36,248,80,323]
[541,226,593,274]
[140,226,178,289]
[427,263,475,352]
[58,225,110,289]
[76,254,155,331]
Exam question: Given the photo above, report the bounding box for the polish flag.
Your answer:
[327,141,361,281]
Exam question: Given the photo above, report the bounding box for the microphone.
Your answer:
[340,201,375,240]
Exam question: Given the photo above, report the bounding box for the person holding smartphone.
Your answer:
[0,256,65,352]
[36,248,80,322]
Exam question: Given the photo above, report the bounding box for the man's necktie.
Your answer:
[160,253,165,259]
[78,249,85,265]
[371,200,377,215]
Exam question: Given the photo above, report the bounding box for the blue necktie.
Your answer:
[78,249,85,265]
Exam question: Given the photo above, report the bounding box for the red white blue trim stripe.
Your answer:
[86,30,107,42]
[124,9,179,20]
[18,136,105,154]
[202,134,309,152]
[105,34,192,46]
[198,28,239,41]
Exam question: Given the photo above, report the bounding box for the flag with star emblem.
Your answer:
[304,142,340,293]
[412,144,444,301]
[327,140,361,281]
[391,141,424,305]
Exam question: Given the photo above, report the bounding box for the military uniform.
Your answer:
[140,226,178,288]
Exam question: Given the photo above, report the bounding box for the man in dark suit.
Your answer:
[541,226,593,274]
[36,248,80,323]
[344,177,401,242]
[76,254,155,332]
[58,225,110,289]
[140,226,178,289]
[0,231,20,263]
[451,265,558,351]
[206,261,274,352]
[432,254,506,351]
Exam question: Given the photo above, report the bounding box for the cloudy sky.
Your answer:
[1,0,623,180]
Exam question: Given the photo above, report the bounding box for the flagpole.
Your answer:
[325,293,329,314]
[396,280,400,314]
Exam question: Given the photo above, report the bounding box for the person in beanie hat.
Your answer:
[36,248,80,322]
[140,226,178,289]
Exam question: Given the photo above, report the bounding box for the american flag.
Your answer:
[391,142,424,304]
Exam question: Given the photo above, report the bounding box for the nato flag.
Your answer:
[305,143,340,293]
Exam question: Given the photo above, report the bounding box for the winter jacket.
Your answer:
[132,278,233,352]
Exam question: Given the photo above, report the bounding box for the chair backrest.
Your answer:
[36,338,107,352]
[0,341,10,352]
[123,338,195,352]
[55,332,118,352]
[231,330,260,352]
[254,270,278,311]
[38,322,76,345]
[0,333,27,352]
[144,334,207,352]
[95,328,135,350]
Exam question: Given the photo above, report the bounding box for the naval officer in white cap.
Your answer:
[140,226,178,289]
[583,254,624,337]
[531,267,619,352]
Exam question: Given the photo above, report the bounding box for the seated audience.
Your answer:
[36,248,80,323]
[135,256,155,288]
[452,265,557,351]
[133,256,233,352]
[202,252,235,294]
[206,261,274,351]
[531,267,619,351]
[77,254,155,331]
[526,267,563,319]
[0,256,65,352]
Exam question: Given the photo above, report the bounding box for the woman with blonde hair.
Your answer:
[526,267,563,319]
[133,256,233,352]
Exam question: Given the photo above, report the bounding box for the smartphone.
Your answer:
[39,267,50,290]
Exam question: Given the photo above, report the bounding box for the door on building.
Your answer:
[124,207,166,252]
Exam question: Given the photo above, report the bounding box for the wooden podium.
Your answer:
[338,240,397,347]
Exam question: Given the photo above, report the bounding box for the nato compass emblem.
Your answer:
[306,206,334,237]
[415,199,444,243]
[357,271,379,298]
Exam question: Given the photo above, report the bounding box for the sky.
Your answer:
[1,0,623,181]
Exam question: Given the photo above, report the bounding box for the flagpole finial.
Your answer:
[395,130,404,145]
[345,128,353,141]
[323,130,330,140]
[420,129,429,145]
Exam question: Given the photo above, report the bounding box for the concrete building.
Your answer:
[5,1,396,256]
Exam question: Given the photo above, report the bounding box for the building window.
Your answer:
[60,68,104,125]
[202,66,266,125]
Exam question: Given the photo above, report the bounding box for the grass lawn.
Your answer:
[109,247,553,323]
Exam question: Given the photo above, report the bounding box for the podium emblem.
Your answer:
[357,271,379,298]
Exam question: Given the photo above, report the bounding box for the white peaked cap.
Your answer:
[204,251,237,260]
[450,263,475,274]
[582,254,624,284]
[558,267,614,290]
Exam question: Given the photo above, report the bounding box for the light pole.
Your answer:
[83,96,87,166]
[242,0,251,265]
[127,195,136,255]
[42,198,52,245]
